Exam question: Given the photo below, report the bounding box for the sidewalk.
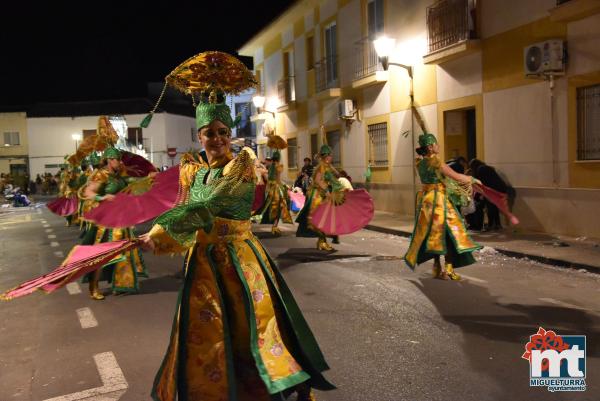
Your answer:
[366,211,600,272]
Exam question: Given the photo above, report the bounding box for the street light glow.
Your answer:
[71,133,82,141]
[373,36,396,59]
[252,95,266,108]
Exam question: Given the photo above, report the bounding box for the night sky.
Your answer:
[0,0,294,107]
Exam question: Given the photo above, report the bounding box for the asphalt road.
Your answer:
[0,205,599,401]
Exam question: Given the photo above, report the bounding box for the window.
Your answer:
[235,102,255,138]
[367,0,384,38]
[367,122,388,167]
[306,35,315,70]
[324,22,338,84]
[577,83,600,160]
[3,132,20,146]
[325,130,342,167]
[288,138,298,169]
[127,127,143,148]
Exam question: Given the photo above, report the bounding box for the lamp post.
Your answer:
[71,133,82,153]
[373,35,418,204]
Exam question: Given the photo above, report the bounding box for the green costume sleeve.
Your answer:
[154,201,216,247]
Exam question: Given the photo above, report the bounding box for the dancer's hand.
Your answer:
[138,233,155,252]
[103,194,116,201]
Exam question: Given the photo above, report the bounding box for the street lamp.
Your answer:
[252,94,276,119]
[71,133,82,153]
[373,35,418,202]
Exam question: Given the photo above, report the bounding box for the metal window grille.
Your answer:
[326,131,342,167]
[577,84,600,160]
[368,122,388,167]
[426,0,474,54]
[354,37,383,81]
[3,132,20,146]
[287,138,298,169]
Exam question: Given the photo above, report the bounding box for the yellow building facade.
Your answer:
[239,0,600,238]
[0,112,29,185]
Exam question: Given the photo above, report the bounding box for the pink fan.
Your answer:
[84,166,180,228]
[310,189,374,235]
[121,151,158,177]
[47,196,79,216]
[474,184,520,225]
[252,183,266,213]
[288,190,306,211]
[1,240,138,300]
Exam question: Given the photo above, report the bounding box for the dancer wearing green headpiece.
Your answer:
[80,145,147,299]
[255,140,293,236]
[404,133,482,279]
[295,140,345,250]
[137,51,333,401]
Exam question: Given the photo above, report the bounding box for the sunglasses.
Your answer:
[201,128,231,139]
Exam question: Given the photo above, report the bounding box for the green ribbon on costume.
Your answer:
[88,152,101,166]
[103,147,122,160]
[418,133,437,147]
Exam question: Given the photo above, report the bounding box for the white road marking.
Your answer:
[48,234,57,239]
[539,297,587,310]
[41,220,47,224]
[43,352,128,401]
[45,228,53,233]
[54,251,64,258]
[43,224,50,228]
[460,274,488,284]
[50,241,60,247]
[37,209,42,214]
[76,307,98,329]
[66,282,82,295]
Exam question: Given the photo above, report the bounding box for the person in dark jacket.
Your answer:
[468,159,508,230]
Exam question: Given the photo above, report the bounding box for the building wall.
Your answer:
[0,112,29,175]
[239,0,600,237]
[27,113,196,176]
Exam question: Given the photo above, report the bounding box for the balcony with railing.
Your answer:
[352,36,389,89]
[277,76,296,111]
[315,55,341,98]
[423,0,480,65]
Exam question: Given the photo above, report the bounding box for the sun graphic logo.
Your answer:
[522,327,586,392]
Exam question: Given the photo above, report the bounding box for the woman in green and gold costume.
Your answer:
[256,149,293,236]
[81,147,147,299]
[58,163,82,226]
[404,133,482,280]
[295,144,343,251]
[139,90,333,401]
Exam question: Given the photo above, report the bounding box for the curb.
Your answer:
[364,225,600,274]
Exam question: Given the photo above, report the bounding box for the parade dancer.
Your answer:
[295,143,344,251]
[81,147,147,299]
[255,138,293,236]
[134,51,332,401]
[404,133,482,280]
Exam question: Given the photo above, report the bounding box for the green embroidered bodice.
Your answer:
[417,156,442,184]
[190,165,255,220]
[99,173,128,196]
[154,148,257,247]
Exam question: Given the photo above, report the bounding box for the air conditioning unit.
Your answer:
[524,39,566,77]
[338,99,356,119]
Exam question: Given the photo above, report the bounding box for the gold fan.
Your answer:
[267,135,288,150]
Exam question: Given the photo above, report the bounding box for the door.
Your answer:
[443,108,476,162]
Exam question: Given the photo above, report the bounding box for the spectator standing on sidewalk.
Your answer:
[469,159,508,230]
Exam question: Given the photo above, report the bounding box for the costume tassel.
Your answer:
[140,113,153,128]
